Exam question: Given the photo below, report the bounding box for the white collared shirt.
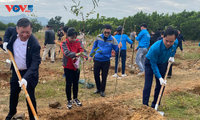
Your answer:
[13,34,29,70]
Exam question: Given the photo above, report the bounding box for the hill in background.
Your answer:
[0,14,49,26]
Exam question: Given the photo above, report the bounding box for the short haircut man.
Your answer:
[143,27,178,108]
[4,18,41,120]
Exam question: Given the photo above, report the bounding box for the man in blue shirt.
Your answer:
[143,28,178,108]
[89,24,122,97]
[112,26,133,77]
[134,23,150,75]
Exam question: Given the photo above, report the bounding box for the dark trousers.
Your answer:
[6,70,37,120]
[177,42,183,51]
[168,64,172,76]
[130,39,134,48]
[64,68,80,101]
[143,59,168,108]
[115,50,126,74]
[94,59,110,92]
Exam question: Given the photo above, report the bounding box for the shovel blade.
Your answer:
[158,111,164,116]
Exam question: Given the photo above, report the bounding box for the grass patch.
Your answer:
[35,79,66,98]
[160,91,200,120]
[183,52,200,60]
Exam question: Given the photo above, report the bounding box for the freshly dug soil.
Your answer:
[188,86,200,95]
[126,105,166,120]
[38,102,131,120]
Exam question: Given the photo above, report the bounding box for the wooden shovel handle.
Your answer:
[7,50,39,120]
[156,62,172,106]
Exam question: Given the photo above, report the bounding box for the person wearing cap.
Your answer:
[61,27,87,109]
[3,18,41,120]
[42,25,56,63]
[89,24,122,97]
[143,28,178,108]
[134,23,150,76]
[112,26,133,77]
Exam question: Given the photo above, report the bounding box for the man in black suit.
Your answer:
[3,18,41,120]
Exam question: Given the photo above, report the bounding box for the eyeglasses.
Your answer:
[104,32,111,35]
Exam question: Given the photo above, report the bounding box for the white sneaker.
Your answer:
[138,72,145,76]
[122,74,127,77]
[112,73,118,78]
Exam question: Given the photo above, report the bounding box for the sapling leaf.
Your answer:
[81,52,86,56]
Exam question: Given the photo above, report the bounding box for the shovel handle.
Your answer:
[131,25,136,65]
[155,62,172,110]
[7,50,39,120]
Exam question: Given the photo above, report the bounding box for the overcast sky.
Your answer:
[0,0,200,24]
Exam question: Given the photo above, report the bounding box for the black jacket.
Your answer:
[57,28,64,40]
[4,27,41,88]
[150,31,161,46]
[44,29,55,45]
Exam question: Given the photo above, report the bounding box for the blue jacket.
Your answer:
[114,34,133,50]
[135,29,150,49]
[90,34,119,62]
[146,39,178,79]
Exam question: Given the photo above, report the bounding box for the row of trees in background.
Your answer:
[0,22,16,30]
[65,10,200,40]
[0,9,199,40]
[0,18,43,33]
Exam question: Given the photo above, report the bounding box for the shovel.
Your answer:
[155,61,172,116]
[7,50,39,120]
[130,25,136,73]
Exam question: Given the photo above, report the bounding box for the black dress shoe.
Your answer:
[93,90,100,94]
[5,115,13,120]
[100,92,105,97]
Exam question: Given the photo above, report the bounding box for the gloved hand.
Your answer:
[159,78,167,85]
[168,57,174,63]
[18,78,27,88]
[3,42,8,52]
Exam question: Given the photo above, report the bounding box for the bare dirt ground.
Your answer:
[0,33,200,120]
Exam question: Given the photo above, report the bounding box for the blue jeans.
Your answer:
[135,48,148,72]
[115,50,126,74]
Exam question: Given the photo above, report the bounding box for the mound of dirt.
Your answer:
[187,86,200,95]
[38,102,131,120]
[126,105,166,120]
[0,71,11,88]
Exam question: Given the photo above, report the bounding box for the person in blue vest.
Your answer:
[112,26,133,77]
[143,27,178,108]
[134,23,150,76]
[89,24,122,97]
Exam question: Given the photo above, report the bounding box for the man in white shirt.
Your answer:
[3,18,41,120]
